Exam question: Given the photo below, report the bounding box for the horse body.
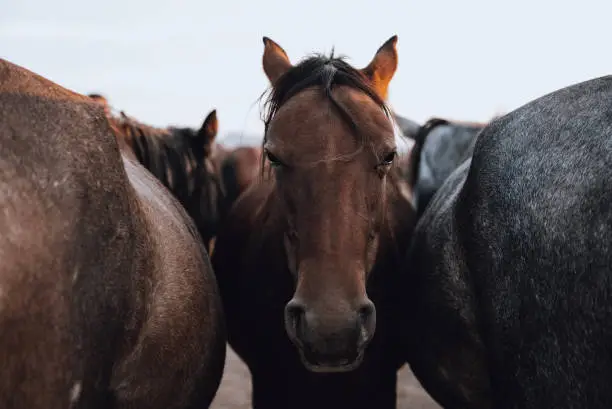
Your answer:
[109,110,226,253]
[405,75,612,408]
[404,118,485,217]
[217,145,263,213]
[0,59,225,409]
[211,37,415,409]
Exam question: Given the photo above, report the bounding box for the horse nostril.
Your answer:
[284,300,306,342]
[358,301,375,322]
[357,301,376,344]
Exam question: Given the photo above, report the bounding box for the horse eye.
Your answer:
[381,151,397,165]
[265,150,283,168]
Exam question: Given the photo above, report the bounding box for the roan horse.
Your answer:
[0,59,226,408]
[211,36,415,408]
[107,109,226,252]
[404,75,612,408]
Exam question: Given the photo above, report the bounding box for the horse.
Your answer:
[0,58,226,409]
[107,109,267,255]
[210,36,416,409]
[403,75,612,408]
[218,145,262,211]
[403,117,486,217]
[107,109,227,253]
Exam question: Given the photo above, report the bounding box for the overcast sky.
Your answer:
[2,0,610,147]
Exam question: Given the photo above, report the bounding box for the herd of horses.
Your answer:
[0,34,610,409]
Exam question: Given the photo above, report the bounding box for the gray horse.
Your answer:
[401,116,486,217]
[404,75,612,408]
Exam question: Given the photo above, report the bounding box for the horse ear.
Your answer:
[262,36,293,84]
[197,109,218,146]
[360,35,399,100]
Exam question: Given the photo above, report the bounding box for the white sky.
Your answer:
[1,0,610,147]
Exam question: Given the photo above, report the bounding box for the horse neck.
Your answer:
[128,125,196,202]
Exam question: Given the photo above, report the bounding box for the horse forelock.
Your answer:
[258,53,405,179]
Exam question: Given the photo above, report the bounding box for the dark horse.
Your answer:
[105,106,266,254]
[404,75,612,408]
[0,59,225,408]
[108,109,226,252]
[403,117,486,217]
[209,144,267,254]
[211,36,415,408]
[218,145,265,215]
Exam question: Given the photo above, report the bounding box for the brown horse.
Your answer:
[107,109,227,253]
[211,36,416,409]
[105,105,267,254]
[0,59,226,409]
[218,145,264,211]
[207,144,266,254]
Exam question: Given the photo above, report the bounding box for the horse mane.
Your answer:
[109,112,202,201]
[405,118,451,187]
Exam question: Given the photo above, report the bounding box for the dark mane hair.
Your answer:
[405,118,450,186]
[110,113,208,202]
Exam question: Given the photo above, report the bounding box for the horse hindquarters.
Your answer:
[109,231,226,409]
[110,161,226,409]
[0,259,73,408]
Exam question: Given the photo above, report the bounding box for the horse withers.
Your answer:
[404,76,612,408]
[211,36,415,409]
[0,59,225,409]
